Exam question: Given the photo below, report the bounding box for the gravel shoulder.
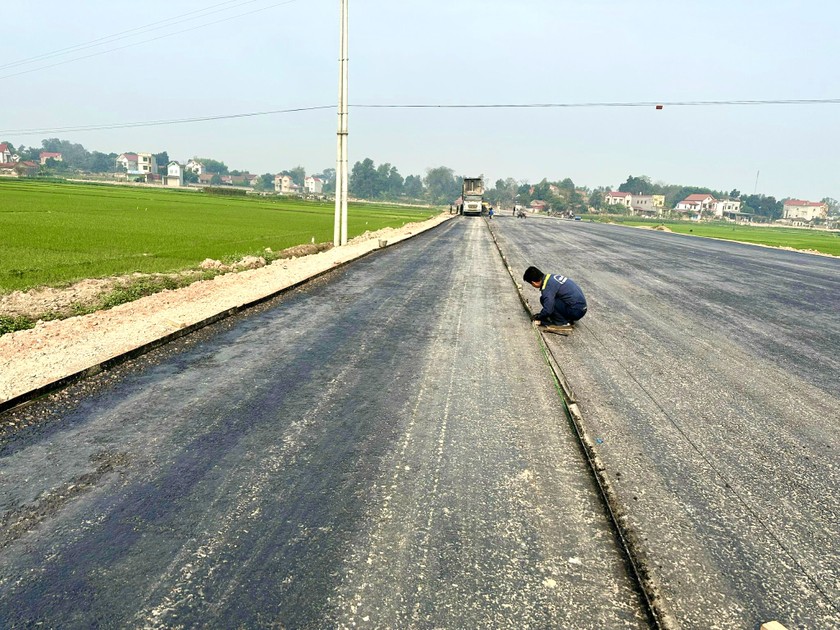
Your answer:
[0,214,453,405]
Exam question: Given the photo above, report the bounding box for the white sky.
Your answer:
[2,0,838,201]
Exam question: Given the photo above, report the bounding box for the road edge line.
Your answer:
[484,217,676,630]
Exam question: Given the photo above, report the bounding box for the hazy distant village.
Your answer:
[0,140,836,229]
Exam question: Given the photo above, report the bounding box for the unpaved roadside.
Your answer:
[0,213,453,406]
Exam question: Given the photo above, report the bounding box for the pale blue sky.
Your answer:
[2,0,838,201]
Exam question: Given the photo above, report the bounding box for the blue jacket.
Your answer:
[536,273,587,320]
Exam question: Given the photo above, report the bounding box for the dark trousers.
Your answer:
[547,304,587,326]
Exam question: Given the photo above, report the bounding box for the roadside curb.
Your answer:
[484,217,675,630]
[0,215,455,415]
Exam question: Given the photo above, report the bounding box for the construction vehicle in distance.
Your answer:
[460,177,485,216]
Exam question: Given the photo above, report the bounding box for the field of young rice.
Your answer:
[595,217,840,256]
[0,180,437,293]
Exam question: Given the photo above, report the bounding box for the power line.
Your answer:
[0,106,335,136]
[354,98,840,108]
[0,0,301,81]
[2,98,839,136]
[0,0,260,71]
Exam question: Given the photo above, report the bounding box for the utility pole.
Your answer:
[754,170,760,195]
[334,0,349,246]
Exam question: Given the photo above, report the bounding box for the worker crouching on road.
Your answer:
[523,266,588,328]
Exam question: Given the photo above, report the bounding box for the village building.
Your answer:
[116,152,158,180]
[186,159,205,175]
[305,176,324,194]
[783,199,828,222]
[0,143,14,163]
[631,194,666,217]
[274,174,299,194]
[604,191,633,208]
[39,151,63,165]
[164,161,185,187]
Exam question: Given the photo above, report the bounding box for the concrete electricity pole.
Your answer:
[334,0,349,246]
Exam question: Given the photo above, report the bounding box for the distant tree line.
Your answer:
[4,138,835,216]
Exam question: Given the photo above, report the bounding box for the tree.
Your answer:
[424,167,460,204]
[288,166,306,187]
[821,197,839,216]
[381,163,404,197]
[198,158,229,175]
[87,151,116,173]
[404,174,424,198]
[253,173,275,192]
[618,175,654,195]
[184,170,199,184]
[741,194,782,220]
[314,168,336,194]
[730,189,741,199]
[154,151,169,169]
[350,158,380,199]
[210,174,223,185]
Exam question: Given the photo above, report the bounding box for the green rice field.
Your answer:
[0,179,438,293]
[596,217,840,256]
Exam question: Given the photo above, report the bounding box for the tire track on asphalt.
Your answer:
[132,265,438,627]
[332,225,472,627]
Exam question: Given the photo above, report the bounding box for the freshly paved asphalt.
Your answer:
[493,215,840,629]
[0,219,649,628]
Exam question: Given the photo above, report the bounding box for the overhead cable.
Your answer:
[0,0,259,71]
[0,0,301,81]
[2,98,839,136]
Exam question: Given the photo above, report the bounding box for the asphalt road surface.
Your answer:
[494,215,840,629]
[0,219,650,628]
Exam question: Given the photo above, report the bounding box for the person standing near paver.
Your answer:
[524,266,588,330]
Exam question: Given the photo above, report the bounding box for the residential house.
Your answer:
[274,174,298,194]
[164,161,185,187]
[712,199,741,219]
[631,194,666,217]
[116,153,139,172]
[198,173,215,185]
[0,161,38,178]
[137,153,157,176]
[222,172,254,186]
[712,199,743,220]
[0,143,12,163]
[529,199,548,212]
[305,176,324,194]
[186,159,205,175]
[604,191,633,208]
[117,152,158,179]
[783,199,828,222]
[39,151,63,165]
[675,194,717,219]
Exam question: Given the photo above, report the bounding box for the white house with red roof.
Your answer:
[304,176,324,194]
[39,151,63,165]
[675,193,716,213]
[783,199,828,222]
[604,191,632,207]
[0,143,12,163]
[116,153,139,172]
